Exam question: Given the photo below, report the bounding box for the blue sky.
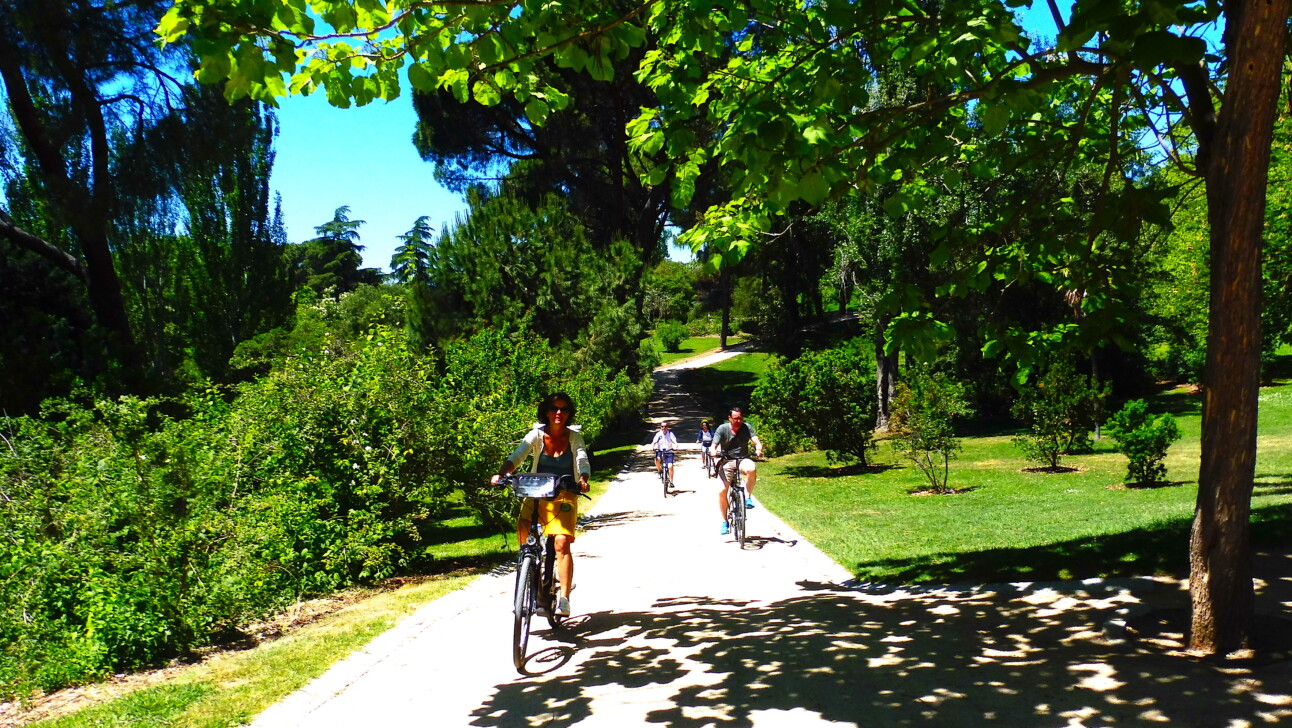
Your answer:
[270,1,1075,272]
[270,91,463,272]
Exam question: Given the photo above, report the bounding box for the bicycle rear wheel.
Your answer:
[512,556,538,671]
[543,539,565,629]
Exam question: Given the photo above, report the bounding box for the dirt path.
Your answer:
[248,351,1292,728]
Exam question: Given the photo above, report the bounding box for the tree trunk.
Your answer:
[874,314,898,431]
[1188,0,1288,655]
[720,267,731,348]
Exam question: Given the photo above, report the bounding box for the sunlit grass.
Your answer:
[676,352,773,421]
[757,382,1292,584]
[657,335,746,366]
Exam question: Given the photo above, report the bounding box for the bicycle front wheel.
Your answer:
[512,557,538,671]
[732,490,747,547]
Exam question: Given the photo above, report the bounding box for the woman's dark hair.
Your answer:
[538,392,577,424]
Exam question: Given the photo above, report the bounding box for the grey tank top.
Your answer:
[538,449,573,474]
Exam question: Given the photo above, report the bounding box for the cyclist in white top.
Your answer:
[651,421,678,484]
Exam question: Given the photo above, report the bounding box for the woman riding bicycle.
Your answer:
[696,421,715,474]
[491,392,590,616]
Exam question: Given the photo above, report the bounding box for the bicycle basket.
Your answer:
[511,473,560,498]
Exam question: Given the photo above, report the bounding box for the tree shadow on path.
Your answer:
[469,578,1291,727]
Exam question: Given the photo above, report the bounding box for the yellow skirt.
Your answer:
[518,490,579,538]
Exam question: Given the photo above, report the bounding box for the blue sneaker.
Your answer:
[720,521,730,535]
[745,497,755,509]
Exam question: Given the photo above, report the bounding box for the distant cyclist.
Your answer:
[651,421,678,485]
[709,406,764,535]
[696,421,715,474]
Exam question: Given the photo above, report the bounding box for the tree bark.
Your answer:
[0,214,87,282]
[720,267,731,348]
[1188,0,1288,655]
[875,314,898,431]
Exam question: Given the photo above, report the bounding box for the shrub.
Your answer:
[1105,399,1182,485]
[888,368,973,493]
[655,320,688,353]
[0,320,647,698]
[752,341,877,464]
[1011,359,1109,469]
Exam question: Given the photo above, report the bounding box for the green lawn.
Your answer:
[657,334,746,366]
[757,382,1292,584]
[675,352,773,421]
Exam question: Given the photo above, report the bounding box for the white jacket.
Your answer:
[506,424,591,479]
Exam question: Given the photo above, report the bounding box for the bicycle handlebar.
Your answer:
[501,472,591,499]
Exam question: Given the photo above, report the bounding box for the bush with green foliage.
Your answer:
[0,311,645,698]
[752,341,877,465]
[1011,359,1109,469]
[655,320,688,353]
[642,260,697,325]
[1104,399,1182,485]
[888,368,973,493]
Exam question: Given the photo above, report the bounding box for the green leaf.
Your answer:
[525,99,550,126]
[473,80,501,106]
[981,103,1009,136]
[1131,31,1206,68]
[618,23,647,48]
[799,172,830,206]
[156,6,191,44]
[803,125,830,145]
[195,52,232,85]
[407,63,434,93]
[882,193,914,218]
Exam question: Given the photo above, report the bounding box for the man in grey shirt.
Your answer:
[709,406,764,535]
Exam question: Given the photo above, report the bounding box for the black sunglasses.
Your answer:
[549,406,571,413]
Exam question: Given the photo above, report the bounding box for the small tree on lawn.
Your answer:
[751,341,877,465]
[800,343,878,466]
[888,368,973,494]
[1011,358,1110,470]
[655,320,688,353]
[1105,399,1182,486]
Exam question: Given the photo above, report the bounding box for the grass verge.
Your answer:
[25,572,478,728]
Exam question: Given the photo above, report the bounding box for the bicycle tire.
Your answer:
[732,490,747,547]
[543,538,565,629]
[512,556,537,671]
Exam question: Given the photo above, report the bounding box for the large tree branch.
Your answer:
[1176,59,1217,163]
[0,211,88,284]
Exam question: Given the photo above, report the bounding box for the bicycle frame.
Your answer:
[717,457,748,548]
[655,450,675,496]
[508,474,575,671]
